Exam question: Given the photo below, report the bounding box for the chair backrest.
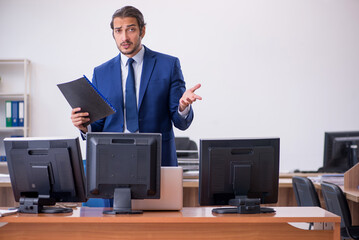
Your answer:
[321,182,352,228]
[175,137,198,159]
[292,176,321,207]
[175,137,198,150]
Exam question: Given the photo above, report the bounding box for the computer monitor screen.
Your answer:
[199,138,280,214]
[86,132,161,214]
[4,137,87,214]
[321,131,359,173]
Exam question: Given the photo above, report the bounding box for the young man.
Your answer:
[71,6,201,166]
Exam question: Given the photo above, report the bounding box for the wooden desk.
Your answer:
[0,182,13,207]
[2,175,358,225]
[0,179,303,208]
[0,178,298,208]
[0,207,340,240]
[183,177,359,225]
[313,181,359,225]
[345,190,359,225]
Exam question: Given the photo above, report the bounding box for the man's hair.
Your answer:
[110,6,146,34]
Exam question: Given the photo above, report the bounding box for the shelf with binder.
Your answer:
[175,137,199,179]
[1,96,27,128]
[0,59,30,158]
[177,150,199,179]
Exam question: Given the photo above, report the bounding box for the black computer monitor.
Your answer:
[320,131,359,173]
[4,137,87,214]
[199,138,280,214]
[86,132,161,214]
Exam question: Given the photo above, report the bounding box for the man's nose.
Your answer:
[121,31,129,42]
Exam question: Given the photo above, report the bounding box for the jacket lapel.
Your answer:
[138,46,156,109]
[113,54,124,113]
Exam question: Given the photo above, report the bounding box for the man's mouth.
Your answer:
[121,42,132,49]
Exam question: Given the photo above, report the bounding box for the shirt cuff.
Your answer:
[178,105,190,119]
[80,125,91,140]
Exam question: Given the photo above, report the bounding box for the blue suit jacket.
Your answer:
[90,46,194,166]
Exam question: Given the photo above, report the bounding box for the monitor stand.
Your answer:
[103,188,142,215]
[215,165,276,214]
[212,197,275,214]
[19,197,73,214]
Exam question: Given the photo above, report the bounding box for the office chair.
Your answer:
[321,182,359,239]
[175,137,198,159]
[175,137,198,150]
[292,176,321,230]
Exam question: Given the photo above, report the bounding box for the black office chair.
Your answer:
[292,176,321,230]
[321,182,359,239]
[175,137,198,159]
[175,137,198,150]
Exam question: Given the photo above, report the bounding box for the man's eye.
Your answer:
[128,28,135,32]
[115,29,121,33]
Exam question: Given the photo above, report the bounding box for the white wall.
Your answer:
[1,0,359,172]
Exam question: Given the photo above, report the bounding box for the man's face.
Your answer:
[113,17,145,58]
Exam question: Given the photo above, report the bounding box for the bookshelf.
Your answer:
[0,59,30,161]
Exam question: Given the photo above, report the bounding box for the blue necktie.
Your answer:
[125,58,139,132]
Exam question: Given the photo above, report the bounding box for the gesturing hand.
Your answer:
[179,83,202,112]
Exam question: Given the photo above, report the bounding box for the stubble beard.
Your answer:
[118,40,142,57]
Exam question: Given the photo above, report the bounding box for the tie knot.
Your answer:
[127,58,134,66]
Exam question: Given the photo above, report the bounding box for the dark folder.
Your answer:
[57,76,116,126]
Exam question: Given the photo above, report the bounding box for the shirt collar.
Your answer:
[120,45,145,66]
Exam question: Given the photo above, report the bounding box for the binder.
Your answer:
[5,101,12,127]
[11,101,19,127]
[57,75,116,126]
[18,101,24,127]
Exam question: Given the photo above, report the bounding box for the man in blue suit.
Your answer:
[71,6,201,166]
